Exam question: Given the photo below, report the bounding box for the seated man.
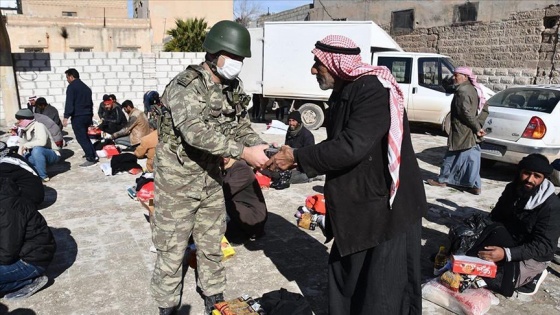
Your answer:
[467,153,560,296]
[108,100,150,149]
[222,158,267,244]
[134,123,158,173]
[34,97,63,131]
[0,141,44,206]
[34,113,64,149]
[284,111,316,184]
[0,177,56,300]
[98,95,127,135]
[15,109,61,182]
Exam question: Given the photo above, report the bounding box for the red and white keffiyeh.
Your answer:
[454,66,486,113]
[312,35,405,207]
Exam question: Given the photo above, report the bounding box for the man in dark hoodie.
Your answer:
[0,177,56,300]
[469,153,560,297]
[63,68,97,167]
[0,141,44,206]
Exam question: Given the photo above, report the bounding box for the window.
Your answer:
[377,57,412,84]
[488,88,560,114]
[544,16,559,29]
[73,47,92,52]
[454,2,478,23]
[62,11,77,17]
[120,47,139,52]
[24,48,44,53]
[391,9,414,34]
[418,58,455,93]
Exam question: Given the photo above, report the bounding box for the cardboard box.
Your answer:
[451,255,497,278]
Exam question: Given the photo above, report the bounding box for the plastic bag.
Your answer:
[449,213,492,255]
[422,278,499,315]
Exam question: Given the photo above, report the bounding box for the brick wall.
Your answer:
[0,51,205,125]
[257,4,312,26]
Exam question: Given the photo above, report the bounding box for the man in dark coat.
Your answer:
[222,158,267,244]
[34,97,63,131]
[284,110,315,184]
[0,141,44,206]
[266,35,427,314]
[0,177,56,300]
[469,153,560,296]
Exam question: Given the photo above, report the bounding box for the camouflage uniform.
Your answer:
[151,64,264,308]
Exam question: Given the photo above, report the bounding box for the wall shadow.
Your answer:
[13,53,52,72]
[243,212,329,315]
[45,227,77,288]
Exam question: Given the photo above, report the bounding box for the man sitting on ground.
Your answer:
[467,153,560,296]
[284,111,316,184]
[34,97,63,131]
[0,141,44,206]
[15,109,61,182]
[34,113,64,149]
[0,177,56,300]
[98,95,127,135]
[108,100,150,149]
[134,122,158,173]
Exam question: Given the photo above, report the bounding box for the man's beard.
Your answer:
[516,178,540,198]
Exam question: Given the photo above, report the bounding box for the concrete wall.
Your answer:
[22,0,128,18]
[257,4,312,26]
[5,15,152,53]
[310,0,560,29]
[0,51,205,126]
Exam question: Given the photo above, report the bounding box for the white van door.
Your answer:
[376,56,414,120]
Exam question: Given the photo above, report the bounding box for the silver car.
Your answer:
[480,85,560,184]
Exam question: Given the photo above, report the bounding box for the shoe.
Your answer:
[426,179,447,187]
[465,187,481,195]
[518,269,548,295]
[4,275,48,300]
[204,293,224,315]
[158,306,177,315]
[79,160,98,167]
[42,177,50,182]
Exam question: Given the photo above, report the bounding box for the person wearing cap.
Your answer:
[26,96,37,111]
[284,110,315,183]
[98,94,127,135]
[265,35,427,314]
[63,68,97,167]
[466,153,560,297]
[34,97,62,131]
[15,109,61,183]
[151,20,269,315]
[427,66,489,195]
[108,100,150,149]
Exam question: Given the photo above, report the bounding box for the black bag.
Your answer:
[260,288,312,315]
[448,213,492,255]
[270,170,291,190]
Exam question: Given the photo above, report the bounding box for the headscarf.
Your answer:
[0,141,8,159]
[454,66,486,113]
[312,35,405,207]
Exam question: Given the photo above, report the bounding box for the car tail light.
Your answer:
[522,116,546,139]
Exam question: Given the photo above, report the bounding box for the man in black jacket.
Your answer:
[266,35,427,314]
[63,68,97,167]
[0,141,44,206]
[470,153,560,296]
[98,95,127,135]
[0,177,56,300]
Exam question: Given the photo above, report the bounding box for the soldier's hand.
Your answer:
[241,144,269,169]
[265,145,295,171]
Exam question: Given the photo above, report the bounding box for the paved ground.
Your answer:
[1,119,560,315]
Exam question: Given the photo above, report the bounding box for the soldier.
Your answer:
[151,20,269,315]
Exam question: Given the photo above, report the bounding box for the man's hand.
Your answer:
[240,144,269,169]
[476,129,486,137]
[104,133,113,140]
[478,246,505,262]
[63,118,68,128]
[265,145,295,171]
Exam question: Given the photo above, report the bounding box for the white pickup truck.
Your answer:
[240,21,494,130]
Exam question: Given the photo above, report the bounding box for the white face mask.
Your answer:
[216,57,243,80]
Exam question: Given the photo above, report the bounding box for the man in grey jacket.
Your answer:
[427,66,488,195]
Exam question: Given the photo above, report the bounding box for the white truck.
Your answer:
[240,21,494,130]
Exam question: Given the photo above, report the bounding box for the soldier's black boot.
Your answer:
[158,306,177,315]
[204,293,224,315]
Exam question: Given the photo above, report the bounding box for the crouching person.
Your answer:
[467,153,560,296]
[0,177,56,300]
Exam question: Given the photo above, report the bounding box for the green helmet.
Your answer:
[203,20,251,58]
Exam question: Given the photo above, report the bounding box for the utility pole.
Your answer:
[0,10,20,127]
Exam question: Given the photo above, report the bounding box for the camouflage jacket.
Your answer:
[155,64,264,195]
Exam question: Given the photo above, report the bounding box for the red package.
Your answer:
[255,171,271,188]
[103,145,120,157]
[137,181,154,203]
[305,194,326,215]
[452,255,497,278]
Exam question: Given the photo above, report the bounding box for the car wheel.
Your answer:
[550,169,560,187]
[481,158,497,168]
[298,103,324,130]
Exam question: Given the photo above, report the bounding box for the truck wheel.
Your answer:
[442,112,451,136]
[298,103,324,130]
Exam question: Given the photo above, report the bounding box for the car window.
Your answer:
[487,88,560,114]
[418,58,454,93]
[377,57,412,84]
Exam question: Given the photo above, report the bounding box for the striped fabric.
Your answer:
[454,66,486,113]
[312,35,405,207]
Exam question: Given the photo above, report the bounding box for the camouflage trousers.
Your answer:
[150,183,226,308]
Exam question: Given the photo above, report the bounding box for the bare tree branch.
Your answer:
[234,0,265,27]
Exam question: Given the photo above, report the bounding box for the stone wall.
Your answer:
[0,51,205,125]
[391,6,560,91]
[257,4,312,27]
